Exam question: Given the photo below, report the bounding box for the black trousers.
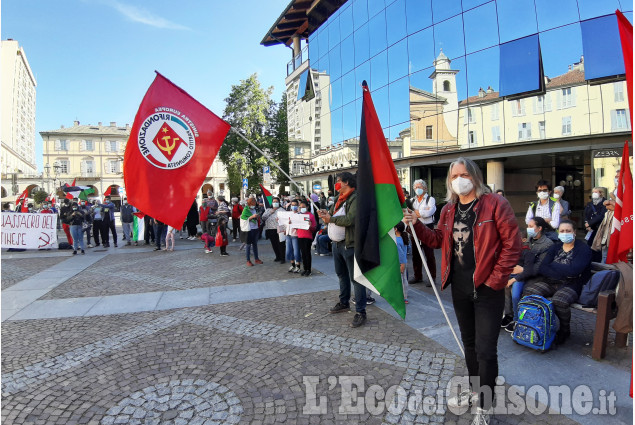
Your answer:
[298,238,312,271]
[107,219,117,245]
[100,219,110,245]
[232,218,240,239]
[154,223,165,249]
[93,220,103,245]
[144,216,155,243]
[266,229,284,261]
[187,218,198,237]
[412,223,436,280]
[451,282,505,410]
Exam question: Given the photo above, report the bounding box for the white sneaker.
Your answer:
[288,265,295,272]
[293,266,301,273]
[471,407,491,425]
[87,244,93,248]
[205,249,211,253]
[447,390,478,409]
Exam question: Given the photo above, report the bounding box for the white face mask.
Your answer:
[591,192,600,200]
[553,193,560,199]
[451,177,474,196]
[537,192,549,200]
[615,178,619,186]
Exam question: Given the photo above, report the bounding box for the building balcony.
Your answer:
[286,45,309,77]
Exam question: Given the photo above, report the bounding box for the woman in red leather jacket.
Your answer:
[405,157,521,421]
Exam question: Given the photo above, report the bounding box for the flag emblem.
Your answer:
[138,110,196,169]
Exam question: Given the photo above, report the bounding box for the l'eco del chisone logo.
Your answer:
[137,107,198,169]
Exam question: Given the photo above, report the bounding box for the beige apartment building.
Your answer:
[1,40,38,181]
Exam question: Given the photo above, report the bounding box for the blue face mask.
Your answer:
[300,207,307,213]
[272,202,280,208]
[291,205,298,211]
[415,188,424,196]
[527,227,536,238]
[558,233,575,244]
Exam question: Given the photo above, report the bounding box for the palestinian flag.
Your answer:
[65,179,76,199]
[132,212,146,242]
[63,184,93,200]
[259,184,273,208]
[78,187,96,201]
[354,81,407,319]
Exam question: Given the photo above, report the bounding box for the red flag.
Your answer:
[15,188,29,212]
[607,141,633,263]
[65,178,76,199]
[103,186,113,197]
[124,72,230,228]
[616,10,633,126]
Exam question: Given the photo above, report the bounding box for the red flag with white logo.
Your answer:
[15,188,29,212]
[124,73,230,229]
[606,141,633,264]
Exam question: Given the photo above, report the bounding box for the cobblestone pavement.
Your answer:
[1,241,629,424]
[1,256,70,290]
[2,292,578,425]
[41,244,319,300]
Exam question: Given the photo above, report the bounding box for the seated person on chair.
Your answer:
[521,219,592,345]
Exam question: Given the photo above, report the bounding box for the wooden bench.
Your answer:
[570,262,629,360]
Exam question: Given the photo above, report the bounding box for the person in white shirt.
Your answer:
[409,179,437,286]
[525,179,561,232]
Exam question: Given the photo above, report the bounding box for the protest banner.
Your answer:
[1,213,58,249]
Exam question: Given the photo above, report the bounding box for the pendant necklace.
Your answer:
[457,199,477,220]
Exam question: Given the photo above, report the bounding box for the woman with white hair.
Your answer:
[553,186,570,219]
[584,187,607,262]
[405,157,521,424]
[409,179,437,286]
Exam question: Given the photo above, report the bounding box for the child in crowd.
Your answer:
[197,231,215,254]
[165,225,175,251]
[395,222,409,304]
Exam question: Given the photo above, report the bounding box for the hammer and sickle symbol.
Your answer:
[38,232,51,248]
[157,135,179,156]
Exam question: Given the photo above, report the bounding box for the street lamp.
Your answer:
[45,162,61,196]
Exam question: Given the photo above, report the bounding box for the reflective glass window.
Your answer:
[353,0,369,30]
[462,2,499,54]
[581,15,626,80]
[387,38,409,83]
[405,0,432,35]
[407,27,435,74]
[499,34,542,97]
[409,67,435,94]
[341,35,355,75]
[448,56,468,102]
[372,85,390,129]
[386,0,407,46]
[309,32,319,64]
[355,61,371,99]
[466,46,499,98]
[432,0,461,23]
[534,0,578,32]
[368,0,386,19]
[540,24,583,79]
[497,0,538,44]
[433,14,465,59]
[340,4,354,40]
[577,0,621,21]
[354,23,370,66]
[318,53,329,74]
[331,108,343,144]
[341,70,357,105]
[329,44,342,81]
[297,69,309,100]
[342,101,358,141]
[330,78,343,111]
[462,0,492,12]
[370,50,389,90]
[328,14,341,50]
[369,11,388,57]
[318,24,330,60]
[389,76,410,126]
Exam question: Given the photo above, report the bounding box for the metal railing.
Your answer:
[286,45,309,76]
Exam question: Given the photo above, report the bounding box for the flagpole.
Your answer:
[407,221,465,358]
[230,127,320,211]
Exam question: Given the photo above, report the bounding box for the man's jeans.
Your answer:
[122,222,132,242]
[317,234,331,255]
[332,242,366,313]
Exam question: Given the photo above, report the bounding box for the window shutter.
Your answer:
[532,98,537,114]
[570,87,576,107]
[545,93,552,112]
[610,110,617,131]
[80,140,85,151]
[518,124,522,140]
[527,123,531,139]
[80,161,85,174]
[105,142,110,152]
[55,140,61,151]
[104,161,110,173]
[556,91,562,110]
[116,141,120,152]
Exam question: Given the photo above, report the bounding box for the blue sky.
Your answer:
[3,0,292,171]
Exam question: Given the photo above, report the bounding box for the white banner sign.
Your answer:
[276,211,310,230]
[1,212,59,249]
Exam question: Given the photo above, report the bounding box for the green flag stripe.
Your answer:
[375,183,405,239]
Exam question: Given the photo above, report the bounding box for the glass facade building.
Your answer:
[266,0,632,224]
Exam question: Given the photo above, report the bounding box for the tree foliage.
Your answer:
[218,74,289,197]
[33,189,47,205]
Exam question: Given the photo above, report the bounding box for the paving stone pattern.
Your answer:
[1,256,69,290]
[40,247,320,300]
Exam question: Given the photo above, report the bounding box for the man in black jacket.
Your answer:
[120,198,134,246]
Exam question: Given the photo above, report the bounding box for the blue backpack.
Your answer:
[512,295,559,352]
